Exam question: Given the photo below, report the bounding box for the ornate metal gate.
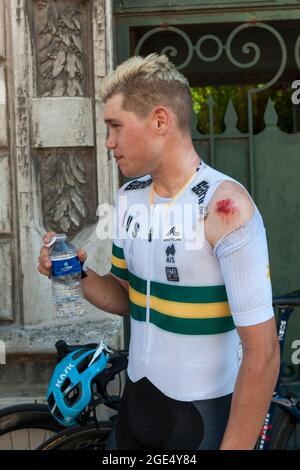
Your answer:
[114,2,300,379]
[132,21,300,293]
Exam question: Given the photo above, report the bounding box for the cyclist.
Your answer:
[38,53,280,450]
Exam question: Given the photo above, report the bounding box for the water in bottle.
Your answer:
[50,233,84,318]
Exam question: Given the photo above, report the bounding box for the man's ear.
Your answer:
[153,106,170,132]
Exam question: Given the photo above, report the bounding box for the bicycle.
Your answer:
[255,289,300,449]
[0,403,64,450]
[40,290,300,451]
[1,291,300,451]
[0,340,128,450]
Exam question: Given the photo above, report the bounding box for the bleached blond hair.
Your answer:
[100,54,193,132]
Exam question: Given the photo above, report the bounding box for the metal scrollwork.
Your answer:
[135,26,194,70]
[226,23,287,93]
[195,35,223,62]
[226,27,261,69]
[134,23,287,93]
[294,34,300,71]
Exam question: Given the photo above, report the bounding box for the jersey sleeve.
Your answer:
[214,208,274,327]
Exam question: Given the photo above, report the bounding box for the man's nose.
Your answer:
[105,133,117,150]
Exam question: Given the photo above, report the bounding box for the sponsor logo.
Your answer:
[125,215,133,232]
[258,413,272,448]
[166,267,179,282]
[278,320,287,342]
[55,362,75,388]
[166,244,176,263]
[132,222,140,238]
[163,226,182,242]
[125,178,152,191]
[191,180,210,204]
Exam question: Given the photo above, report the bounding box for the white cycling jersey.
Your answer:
[111,161,273,401]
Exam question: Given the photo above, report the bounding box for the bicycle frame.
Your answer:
[257,306,300,450]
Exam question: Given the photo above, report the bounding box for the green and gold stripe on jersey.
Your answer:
[111,243,128,281]
[128,272,234,335]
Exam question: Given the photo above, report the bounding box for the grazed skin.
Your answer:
[215,198,240,224]
[205,181,252,247]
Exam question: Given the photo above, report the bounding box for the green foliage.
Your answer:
[191,84,293,134]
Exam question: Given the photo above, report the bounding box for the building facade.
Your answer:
[1,0,300,403]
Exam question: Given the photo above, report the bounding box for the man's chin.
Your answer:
[120,168,147,179]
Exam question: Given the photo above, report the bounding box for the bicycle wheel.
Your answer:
[0,403,64,450]
[38,421,112,450]
[267,407,298,450]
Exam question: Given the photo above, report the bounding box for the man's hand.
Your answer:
[37,231,87,277]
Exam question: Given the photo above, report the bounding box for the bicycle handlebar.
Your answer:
[272,289,300,308]
[94,351,128,399]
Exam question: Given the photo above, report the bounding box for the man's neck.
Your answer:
[151,148,201,198]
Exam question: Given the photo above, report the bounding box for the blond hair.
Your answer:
[100,54,193,132]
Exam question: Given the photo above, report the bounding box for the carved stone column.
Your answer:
[1,0,121,354]
[30,0,98,237]
[0,0,15,323]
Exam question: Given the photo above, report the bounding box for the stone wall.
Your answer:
[0,0,121,407]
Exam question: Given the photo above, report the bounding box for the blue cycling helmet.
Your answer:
[47,343,110,426]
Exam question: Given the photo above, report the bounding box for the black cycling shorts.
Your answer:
[106,377,232,450]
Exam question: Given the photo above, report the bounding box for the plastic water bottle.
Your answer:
[50,234,84,318]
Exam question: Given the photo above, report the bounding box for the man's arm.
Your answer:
[220,319,279,450]
[206,181,280,450]
[81,269,130,316]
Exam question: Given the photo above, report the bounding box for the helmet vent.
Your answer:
[76,353,95,374]
[64,383,82,407]
[72,349,86,360]
[61,377,71,394]
[48,392,55,410]
[52,404,64,422]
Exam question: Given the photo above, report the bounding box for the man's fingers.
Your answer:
[37,263,51,277]
[43,231,56,246]
[39,233,87,277]
[38,232,56,277]
[77,249,87,262]
[38,254,52,269]
[39,246,51,257]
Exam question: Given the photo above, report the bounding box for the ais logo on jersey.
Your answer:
[166,244,176,263]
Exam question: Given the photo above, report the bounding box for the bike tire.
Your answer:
[267,407,297,450]
[0,403,64,450]
[38,421,112,450]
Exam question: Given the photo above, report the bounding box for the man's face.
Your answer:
[104,93,160,178]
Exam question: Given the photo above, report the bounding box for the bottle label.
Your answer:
[51,255,81,277]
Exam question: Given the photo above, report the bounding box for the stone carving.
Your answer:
[37,0,48,10]
[33,0,88,97]
[39,148,89,234]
